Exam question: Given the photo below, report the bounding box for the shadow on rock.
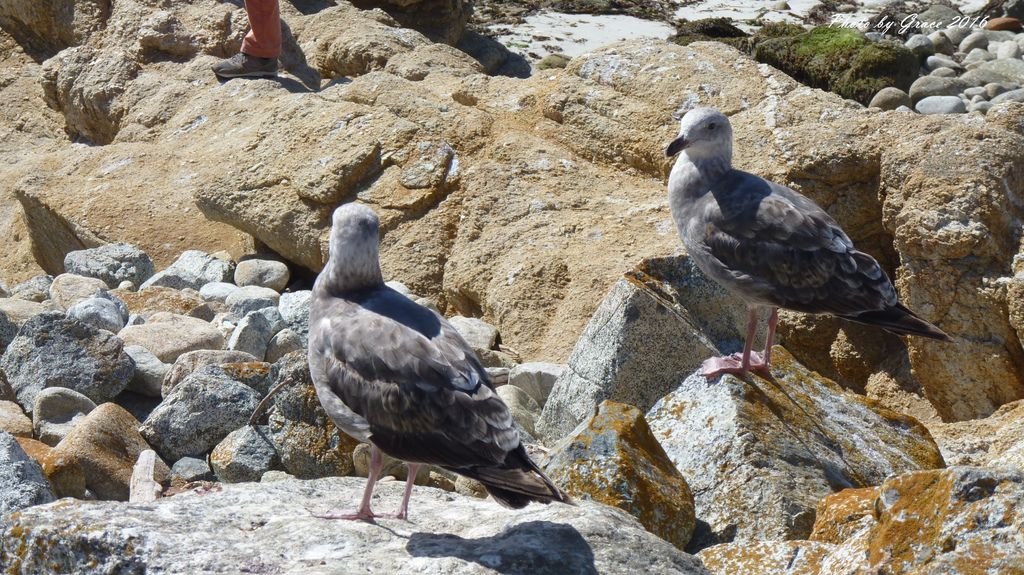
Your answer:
[406,520,597,575]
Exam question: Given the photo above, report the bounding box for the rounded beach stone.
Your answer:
[915,95,968,114]
[869,87,912,110]
[67,295,128,333]
[49,273,108,311]
[33,387,97,446]
[225,286,280,317]
[265,328,302,363]
[234,259,290,292]
[49,402,171,501]
[199,282,239,303]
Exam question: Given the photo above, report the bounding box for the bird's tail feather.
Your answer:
[450,449,572,509]
[841,303,951,341]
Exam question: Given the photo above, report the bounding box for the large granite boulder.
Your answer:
[0,477,712,575]
[647,348,944,549]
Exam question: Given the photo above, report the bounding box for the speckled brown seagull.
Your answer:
[665,107,951,379]
[308,203,570,521]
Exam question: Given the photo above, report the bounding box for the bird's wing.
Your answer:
[693,169,899,314]
[309,288,519,468]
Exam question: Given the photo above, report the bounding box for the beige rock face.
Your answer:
[926,399,1024,468]
[118,312,224,363]
[1,0,1023,421]
[50,403,170,501]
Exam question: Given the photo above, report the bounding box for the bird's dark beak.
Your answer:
[665,135,688,157]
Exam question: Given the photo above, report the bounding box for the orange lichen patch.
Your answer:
[810,486,880,544]
[112,286,214,320]
[698,540,832,575]
[542,400,696,549]
[867,470,952,569]
[13,436,86,498]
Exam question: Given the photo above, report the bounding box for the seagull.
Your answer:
[308,203,570,520]
[665,107,950,379]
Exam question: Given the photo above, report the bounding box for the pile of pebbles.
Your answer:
[0,243,564,511]
[871,18,1024,114]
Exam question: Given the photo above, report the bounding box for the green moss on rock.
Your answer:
[754,26,918,104]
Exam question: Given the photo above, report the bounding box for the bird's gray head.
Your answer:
[665,107,733,165]
[323,203,384,292]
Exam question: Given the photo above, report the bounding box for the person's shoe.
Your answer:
[211,53,277,79]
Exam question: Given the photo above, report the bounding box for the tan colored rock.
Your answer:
[543,401,696,550]
[48,273,107,311]
[648,348,944,547]
[926,399,1024,468]
[808,467,1024,573]
[51,403,170,500]
[118,312,225,363]
[0,400,31,437]
[112,286,214,321]
[16,436,87,499]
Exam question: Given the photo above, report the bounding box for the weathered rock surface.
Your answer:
[49,403,170,501]
[537,256,751,443]
[32,387,96,446]
[543,401,696,550]
[0,401,31,437]
[123,344,169,397]
[266,351,359,479]
[117,311,224,363]
[139,250,234,292]
[0,299,49,355]
[140,366,261,461]
[63,243,155,289]
[803,467,1024,574]
[647,349,944,548]
[15,436,86,499]
[926,399,1024,468]
[0,477,711,575]
[210,425,280,484]
[508,362,563,406]
[2,312,134,412]
[48,273,107,311]
[0,431,54,515]
[0,0,1021,426]
[161,349,259,397]
[112,286,215,321]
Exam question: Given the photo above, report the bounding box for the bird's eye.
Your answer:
[708,122,717,130]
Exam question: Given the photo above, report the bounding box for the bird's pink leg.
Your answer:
[387,463,421,520]
[702,308,770,379]
[314,444,383,521]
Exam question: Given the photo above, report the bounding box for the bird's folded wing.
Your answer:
[701,172,898,314]
[315,298,519,468]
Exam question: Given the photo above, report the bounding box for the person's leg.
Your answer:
[212,0,280,78]
[241,0,282,59]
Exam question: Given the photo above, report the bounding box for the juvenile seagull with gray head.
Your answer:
[308,203,570,520]
[665,107,950,379]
